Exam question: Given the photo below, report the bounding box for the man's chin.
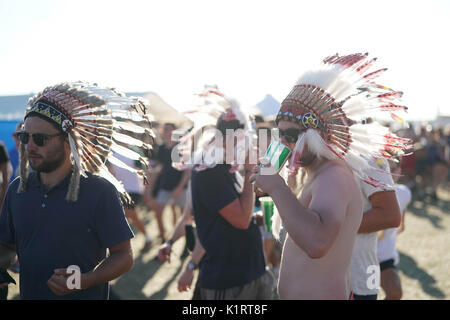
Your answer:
[29,162,53,173]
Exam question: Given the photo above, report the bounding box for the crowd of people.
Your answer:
[0,53,449,300]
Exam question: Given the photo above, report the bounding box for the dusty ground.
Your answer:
[7,185,450,300]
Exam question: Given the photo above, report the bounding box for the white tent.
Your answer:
[250,94,280,119]
[143,92,193,129]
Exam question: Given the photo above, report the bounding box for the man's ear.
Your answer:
[63,135,71,152]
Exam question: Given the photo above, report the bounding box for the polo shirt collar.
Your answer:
[28,170,73,192]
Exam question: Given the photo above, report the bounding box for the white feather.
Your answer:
[112,131,145,147]
[107,155,140,174]
[69,134,87,177]
[97,166,127,195]
[110,142,142,161]
[115,121,146,133]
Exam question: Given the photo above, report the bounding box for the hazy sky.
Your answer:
[1,0,449,120]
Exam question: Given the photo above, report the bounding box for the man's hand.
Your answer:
[177,268,194,292]
[0,282,9,289]
[158,243,172,263]
[172,186,183,199]
[249,165,285,195]
[47,268,78,296]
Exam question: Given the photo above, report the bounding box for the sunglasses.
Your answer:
[17,131,64,147]
[278,128,305,143]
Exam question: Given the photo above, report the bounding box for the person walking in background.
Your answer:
[152,123,190,242]
[109,141,153,252]
[8,122,23,182]
[0,140,13,300]
[0,140,11,207]
[377,160,412,300]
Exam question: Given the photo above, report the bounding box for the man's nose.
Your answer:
[26,138,39,152]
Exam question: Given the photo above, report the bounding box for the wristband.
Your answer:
[187,260,198,271]
[166,239,174,247]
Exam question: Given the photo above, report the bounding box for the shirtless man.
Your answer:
[250,53,409,299]
[250,120,363,299]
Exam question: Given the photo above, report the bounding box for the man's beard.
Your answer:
[28,148,66,173]
[300,154,316,167]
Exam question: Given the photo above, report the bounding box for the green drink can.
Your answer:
[259,196,274,233]
[260,140,291,175]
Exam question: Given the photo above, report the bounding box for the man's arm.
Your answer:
[252,167,350,259]
[82,240,133,289]
[48,240,134,295]
[218,169,255,230]
[158,196,193,262]
[398,209,406,234]
[178,239,206,292]
[358,190,401,234]
[172,169,191,198]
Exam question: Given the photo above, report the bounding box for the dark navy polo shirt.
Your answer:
[0,171,134,300]
[191,164,266,290]
[155,144,183,191]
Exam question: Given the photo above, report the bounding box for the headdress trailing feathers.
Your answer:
[276,53,412,188]
[172,87,256,172]
[19,81,155,203]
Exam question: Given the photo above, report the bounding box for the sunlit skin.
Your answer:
[23,116,72,187]
[250,120,363,299]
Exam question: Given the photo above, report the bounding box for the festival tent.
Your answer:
[143,92,193,129]
[249,94,280,120]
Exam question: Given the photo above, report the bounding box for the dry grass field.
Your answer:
[7,185,450,300]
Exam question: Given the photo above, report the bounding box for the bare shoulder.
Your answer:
[316,160,354,184]
[312,160,356,195]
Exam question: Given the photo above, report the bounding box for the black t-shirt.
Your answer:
[191,164,266,290]
[0,142,9,164]
[155,144,183,191]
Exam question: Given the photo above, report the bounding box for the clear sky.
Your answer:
[1,0,449,120]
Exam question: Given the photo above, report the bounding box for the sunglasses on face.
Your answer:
[17,131,64,147]
[278,128,305,143]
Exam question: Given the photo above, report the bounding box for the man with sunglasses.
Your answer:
[249,53,409,299]
[251,119,363,299]
[0,90,136,299]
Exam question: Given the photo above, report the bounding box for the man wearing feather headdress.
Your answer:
[0,82,153,299]
[250,53,409,299]
[181,89,274,300]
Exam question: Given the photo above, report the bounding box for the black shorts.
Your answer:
[352,293,378,300]
[380,258,396,272]
[124,193,142,209]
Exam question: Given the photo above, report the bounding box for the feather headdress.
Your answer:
[172,87,255,172]
[276,53,412,188]
[19,81,154,203]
